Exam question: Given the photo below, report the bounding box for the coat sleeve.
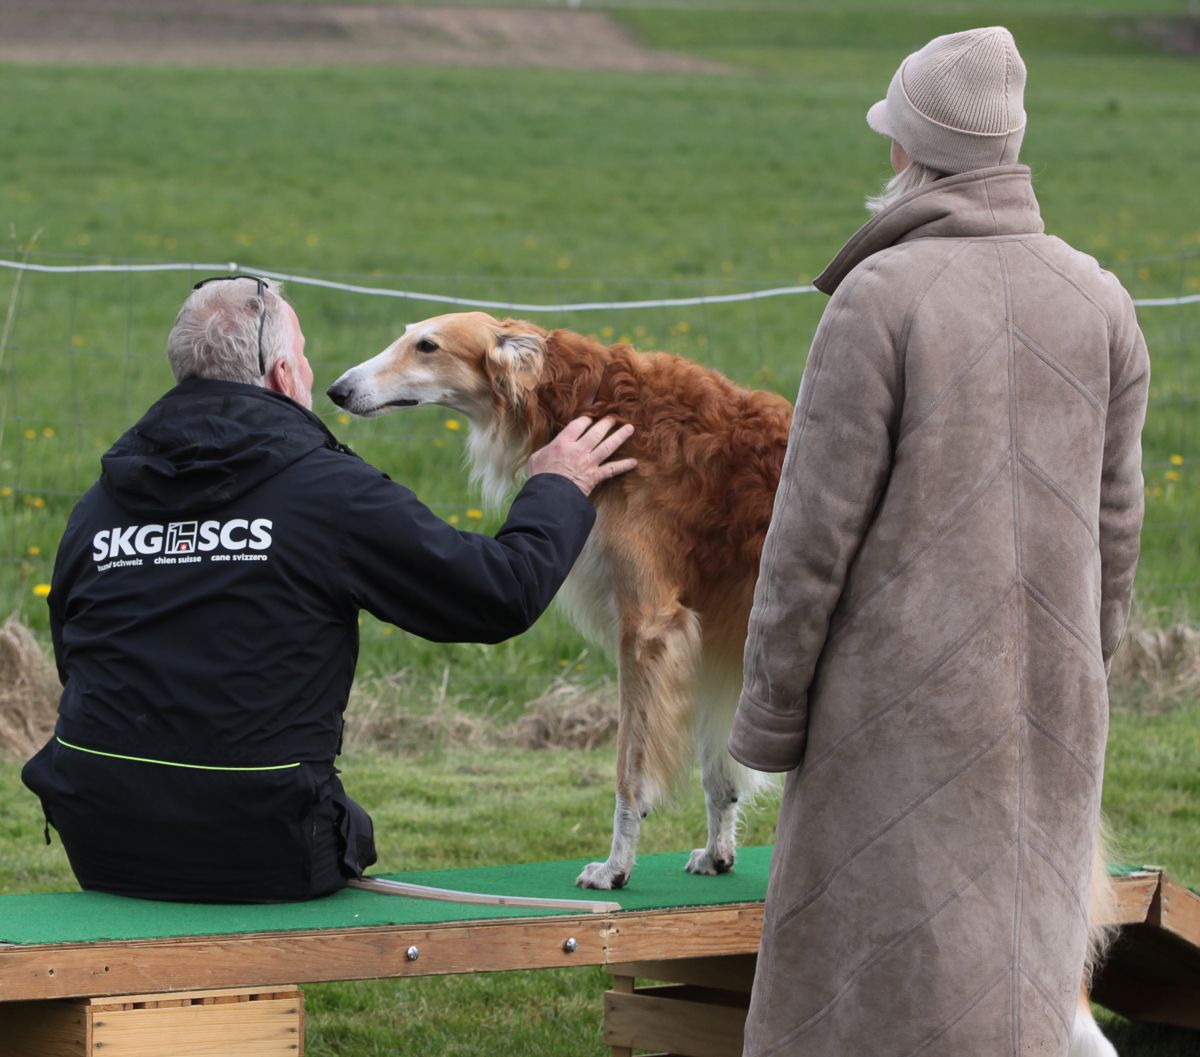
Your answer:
[1098,294,1150,672]
[339,468,596,644]
[729,264,901,773]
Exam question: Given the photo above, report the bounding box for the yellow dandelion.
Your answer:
[382,626,394,637]
[559,659,569,667]
[337,413,351,426]
[466,509,484,521]
[32,583,51,598]
[445,419,461,432]
[27,545,40,556]
[1170,454,1184,466]
[42,426,55,438]
[557,256,571,270]
[71,334,86,348]
[677,321,690,334]
[448,514,460,525]
[23,428,36,440]
[0,486,11,497]
[26,496,45,509]
[575,663,586,672]
[720,260,735,274]
[357,617,363,626]
[1165,470,1181,483]
[1136,266,1151,282]
[600,325,614,339]
[618,334,631,344]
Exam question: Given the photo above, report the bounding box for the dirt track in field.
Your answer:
[0,0,726,73]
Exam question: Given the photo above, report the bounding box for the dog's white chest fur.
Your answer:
[556,533,618,652]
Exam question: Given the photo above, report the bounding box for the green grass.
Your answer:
[1,6,1198,707]
[2,698,1198,1053]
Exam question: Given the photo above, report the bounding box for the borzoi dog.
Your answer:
[328,311,789,891]
[327,311,1116,1055]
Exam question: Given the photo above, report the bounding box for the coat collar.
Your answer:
[815,165,1045,295]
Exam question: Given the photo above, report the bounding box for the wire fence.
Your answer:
[1,249,1196,692]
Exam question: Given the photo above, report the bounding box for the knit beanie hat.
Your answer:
[867,26,1027,174]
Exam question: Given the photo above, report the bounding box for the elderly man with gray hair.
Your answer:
[23,276,635,903]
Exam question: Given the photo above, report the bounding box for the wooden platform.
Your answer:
[0,869,1196,1054]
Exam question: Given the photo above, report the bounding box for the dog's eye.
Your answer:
[415,337,438,354]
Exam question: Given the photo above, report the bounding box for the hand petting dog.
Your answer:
[528,416,637,497]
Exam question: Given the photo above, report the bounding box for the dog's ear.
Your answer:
[489,329,546,387]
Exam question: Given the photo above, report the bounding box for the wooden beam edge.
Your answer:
[0,903,766,1003]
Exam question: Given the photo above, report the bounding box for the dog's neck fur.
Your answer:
[466,328,627,511]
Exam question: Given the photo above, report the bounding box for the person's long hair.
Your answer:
[865,160,944,214]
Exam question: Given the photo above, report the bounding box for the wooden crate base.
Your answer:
[0,984,303,1056]
[604,956,755,1057]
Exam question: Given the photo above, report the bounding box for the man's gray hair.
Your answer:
[166,278,291,386]
[865,160,944,215]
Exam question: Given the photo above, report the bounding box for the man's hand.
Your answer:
[528,416,637,497]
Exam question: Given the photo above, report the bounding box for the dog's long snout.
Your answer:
[326,378,352,407]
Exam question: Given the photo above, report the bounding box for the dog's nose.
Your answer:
[326,379,352,407]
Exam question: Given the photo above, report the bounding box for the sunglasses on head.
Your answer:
[192,275,269,377]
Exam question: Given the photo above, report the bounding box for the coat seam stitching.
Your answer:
[803,580,1018,777]
[1025,836,1091,927]
[1000,242,1026,1057]
[1022,576,1104,665]
[1014,326,1105,412]
[1016,453,1099,544]
[1025,712,1099,781]
[896,322,1006,445]
[1016,965,1075,1038]
[898,240,974,351]
[1020,240,1113,338]
[827,452,1012,644]
[904,966,1013,1057]
[761,837,1019,1054]
[775,718,1017,932]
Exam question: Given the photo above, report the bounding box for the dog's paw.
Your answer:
[576,861,629,890]
[686,847,735,875]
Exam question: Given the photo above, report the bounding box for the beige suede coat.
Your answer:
[729,166,1149,1057]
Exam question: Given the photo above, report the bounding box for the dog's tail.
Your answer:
[1070,818,1119,1057]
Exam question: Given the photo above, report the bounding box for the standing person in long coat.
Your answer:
[729,27,1148,1057]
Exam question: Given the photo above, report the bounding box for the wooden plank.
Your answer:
[1160,879,1200,946]
[85,985,298,1008]
[1105,875,1160,926]
[604,906,763,965]
[0,999,89,1056]
[0,915,612,1002]
[604,985,748,1057]
[92,997,302,1056]
[608,955,758,992]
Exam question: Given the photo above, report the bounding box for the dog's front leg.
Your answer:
[576,789,645,890]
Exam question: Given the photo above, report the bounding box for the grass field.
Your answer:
[1,4,1198,709]
[0,5,1197,1052]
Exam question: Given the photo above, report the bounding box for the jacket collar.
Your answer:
[815,165,1044,295]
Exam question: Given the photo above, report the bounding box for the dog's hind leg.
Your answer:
[687,663,772,875]
[576,599,701,890]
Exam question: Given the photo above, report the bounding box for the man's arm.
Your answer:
[341,418,635,644]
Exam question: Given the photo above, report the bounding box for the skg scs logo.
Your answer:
[92,519,273,570]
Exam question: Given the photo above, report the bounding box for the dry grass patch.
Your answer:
[0,615,58,759]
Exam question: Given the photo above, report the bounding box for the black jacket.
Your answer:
[23,379,595,901]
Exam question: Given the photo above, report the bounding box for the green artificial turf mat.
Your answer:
[0,846,775,946]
